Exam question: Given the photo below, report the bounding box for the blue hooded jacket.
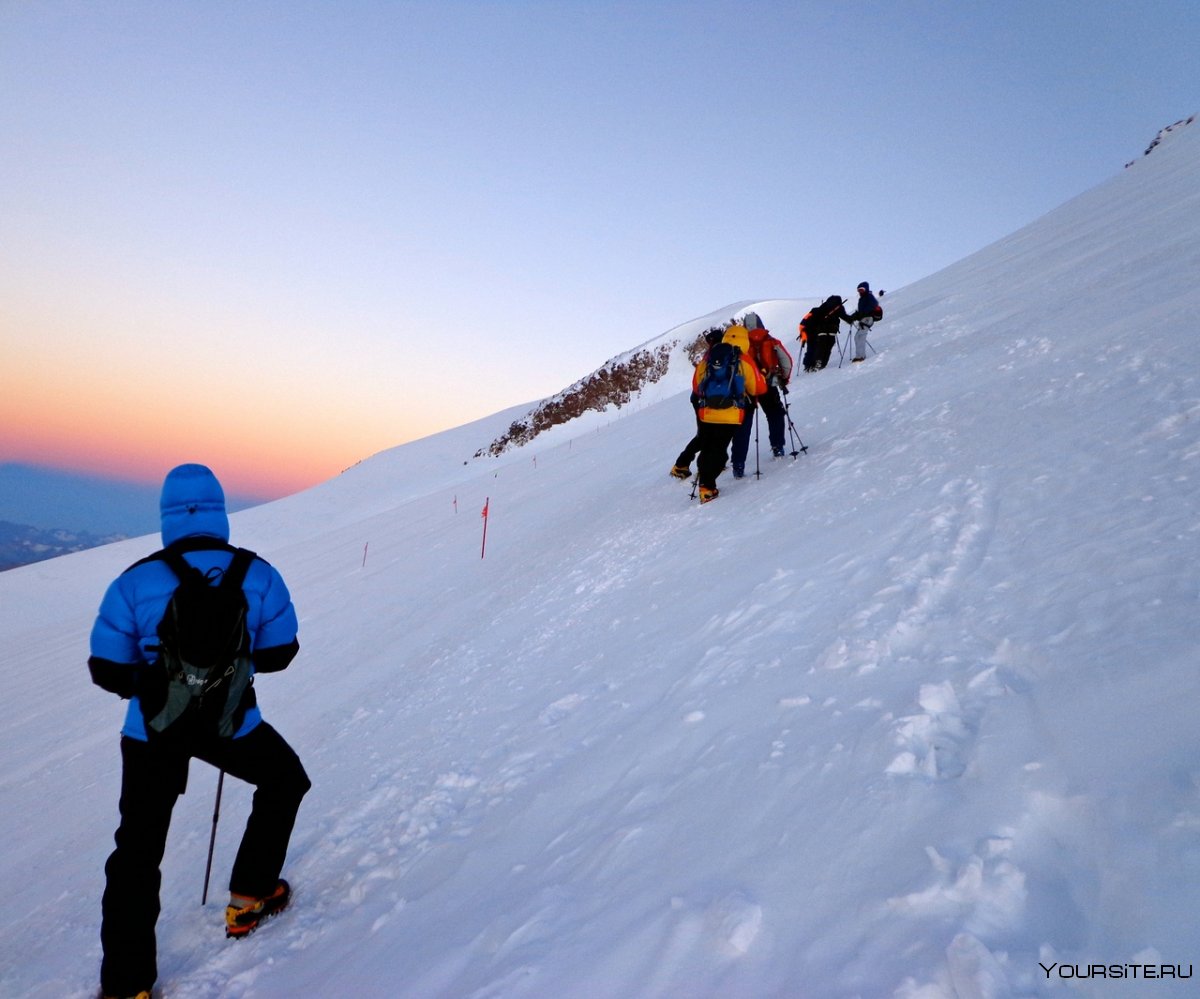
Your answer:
[849,282,880,322]
[89,464,299,740]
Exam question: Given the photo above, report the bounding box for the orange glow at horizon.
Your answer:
[1,425,335,499]
[2,279,507,503]
[1,361,445,500]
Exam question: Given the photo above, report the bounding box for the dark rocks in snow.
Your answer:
[475,331,710,458]
[1128,114,1196,166]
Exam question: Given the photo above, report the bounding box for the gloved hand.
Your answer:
[135,662,169,716]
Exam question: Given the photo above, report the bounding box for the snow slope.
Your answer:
[2,117,1199,999]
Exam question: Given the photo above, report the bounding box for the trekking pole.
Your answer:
[753,405,762,479]
[866,336,877,355]
[201,770,225,906]
[781,390,808,456]
[782,388,799,455]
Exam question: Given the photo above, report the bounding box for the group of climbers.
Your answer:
[799,282,881,370]
[668,311,785,504]
[670,283,882,504]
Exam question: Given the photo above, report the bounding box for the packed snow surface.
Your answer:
[2,118,1199,998]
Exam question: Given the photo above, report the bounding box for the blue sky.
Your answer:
[1,0,1197,502]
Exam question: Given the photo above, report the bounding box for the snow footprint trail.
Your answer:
[158,760,493,996]
[868,644,1147,995]
[817,475,998,675]
[634,890,766,999]
[885,680,972,780]
[884,666,1012,781]
[883,785,1128,999]
[888,837,1027,938]
[796,461,1056,997]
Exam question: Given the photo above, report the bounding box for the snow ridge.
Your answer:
[1130,113,1197,164]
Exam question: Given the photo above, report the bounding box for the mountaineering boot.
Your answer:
[226,879,291,938]
[852,357,864,363]
[732,465,745,479]
[99,991,152,999]
[699,486,719,504]
[771,446,785,458]
[669,464,692,480]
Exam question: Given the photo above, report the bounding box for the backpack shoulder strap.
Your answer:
[221,548,257,592]
[156,547,199,584]
[123,546,201,582]
[123,541,253,588]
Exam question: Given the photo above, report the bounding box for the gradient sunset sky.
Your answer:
[2,1,1196,500]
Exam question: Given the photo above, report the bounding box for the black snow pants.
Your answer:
[695,421,739,490]
[100,722,310,995]
[806,333,836,370]
[731,390,786,470]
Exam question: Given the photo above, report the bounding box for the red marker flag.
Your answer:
[480,497,490,559]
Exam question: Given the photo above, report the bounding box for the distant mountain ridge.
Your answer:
[0,463,265,570]
[0,520,128,572]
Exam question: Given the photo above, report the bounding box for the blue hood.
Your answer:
[160,463,230,547]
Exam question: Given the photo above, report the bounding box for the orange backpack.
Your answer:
[798,312,814,343]
[749,329,779,373]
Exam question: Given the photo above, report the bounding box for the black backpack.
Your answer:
[698,341,746,409]
[141,547,257,741]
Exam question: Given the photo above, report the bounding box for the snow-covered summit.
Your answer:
[472,299,812,458]
[1131,112,1197,163]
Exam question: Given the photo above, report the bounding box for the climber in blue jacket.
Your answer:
[90,463,310,999]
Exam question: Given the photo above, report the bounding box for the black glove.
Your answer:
[135,662,169,717]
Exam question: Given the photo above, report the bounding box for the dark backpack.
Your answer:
[698,341,745,409]
[141,547,256,741]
